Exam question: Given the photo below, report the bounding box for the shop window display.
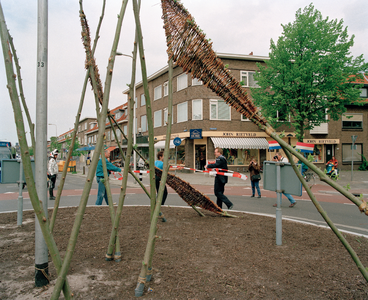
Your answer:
[311,144,324,163]
[223,148,258,166]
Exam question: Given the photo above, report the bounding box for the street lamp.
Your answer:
[48,123,58,139]
[116,52,137,172]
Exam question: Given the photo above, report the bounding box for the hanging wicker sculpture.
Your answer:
[155,168,224,215]
[161,0,274,136]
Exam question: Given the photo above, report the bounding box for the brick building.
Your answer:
[124,53,368,171]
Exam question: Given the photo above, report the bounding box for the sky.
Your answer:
[0,0,367,145]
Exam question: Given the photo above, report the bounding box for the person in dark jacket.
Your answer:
[248,157,261,198]
[205,147,234,210]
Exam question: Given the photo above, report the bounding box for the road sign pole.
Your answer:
[275,162,282,246]
[17,159,23,226]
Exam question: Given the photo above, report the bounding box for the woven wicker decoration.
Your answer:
[155,168,223,215]
[161,0,274,136]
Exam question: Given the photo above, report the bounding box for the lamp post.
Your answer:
[351,135,357,181]
[116,52,136,172]
[48,123,57,139]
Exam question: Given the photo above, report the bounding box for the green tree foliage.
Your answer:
[65,136,81,158]
[251,4,368,141]
[49,137,61,153]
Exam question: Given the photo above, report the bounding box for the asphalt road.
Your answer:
[1,173,367,238]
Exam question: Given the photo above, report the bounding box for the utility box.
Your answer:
[263,161,302,196]
[1,159,35,184]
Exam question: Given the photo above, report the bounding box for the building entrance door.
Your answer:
[195,145,206,170]
[325,144,333,163]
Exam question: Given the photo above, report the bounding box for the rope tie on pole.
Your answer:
[138,276,146,284]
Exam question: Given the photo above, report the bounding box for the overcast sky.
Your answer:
[0,0,367,145]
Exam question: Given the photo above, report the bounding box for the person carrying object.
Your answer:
[205,147,234,210]
[248,157,261,198]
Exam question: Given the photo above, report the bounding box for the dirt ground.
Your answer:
[0,205,367,300]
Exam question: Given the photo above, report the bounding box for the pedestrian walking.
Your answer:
[272,152,297,208]
[95,150,121,205]
[248,157,261,198]
[205,147,234,210]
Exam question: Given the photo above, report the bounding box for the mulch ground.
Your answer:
[0,205,367,299]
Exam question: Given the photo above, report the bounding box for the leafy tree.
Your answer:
[251,4,368,141]
[65,136,81,159]
[49,137,61,153]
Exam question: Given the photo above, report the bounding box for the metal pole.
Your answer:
[351,147,354,181]
[133,85,136,172]
[275,162,282,246]
[17,159,23,226]
[35,0,49,287]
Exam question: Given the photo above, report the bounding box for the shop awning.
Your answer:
[211,137,269,149]
[76,145,95,151]
[154,140,175,149]
[106,146,117,152]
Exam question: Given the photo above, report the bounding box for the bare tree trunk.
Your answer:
[49,0,106,233]
[50,1,128,298]
[0,4,73,298]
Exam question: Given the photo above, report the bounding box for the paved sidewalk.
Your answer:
[73,165,368,197]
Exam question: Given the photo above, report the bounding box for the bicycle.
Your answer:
[303,171,316,188]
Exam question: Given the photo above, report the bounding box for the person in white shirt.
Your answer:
[48,149,59,200]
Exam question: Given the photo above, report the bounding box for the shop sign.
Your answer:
[304,139,339,144]
[190,129,202,139]
[222,132,257,137]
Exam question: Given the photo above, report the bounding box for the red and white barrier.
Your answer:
[111,166,248,181]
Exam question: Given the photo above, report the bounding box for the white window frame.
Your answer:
[360,87,367,98]
[154,85,162,101]
[210,99,231,121]
[154,110,162,128]
[163,107,174,126]
[177,73,188,91]
[240,70,259,88]
[140,94,146,107]
[140,115,147,132]
[163,81,168,97]
[192,78,203,86]
[177,102,188,123]
[192,99,203,120]
[123,125,128,135]
[241,114,250,121]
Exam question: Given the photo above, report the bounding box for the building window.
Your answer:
[342,143,362,163]
[116,130,121,141]
[192,78,202,86]
[106,131,110,141]
[85,123,87,130]
[140,94,146,107]
[177,102,188,123]
[164,107,173,126]
[154,85,162,100]
[360,87,367,98]
[163,81,168,96]
[240,71,259,87]
[154,110,162,128]
[342,113,363,129]
[192,99,203,120]
[210,99,231,120]
[123,125,128,135]
[141,115,147,132]
[177,73,188,91]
